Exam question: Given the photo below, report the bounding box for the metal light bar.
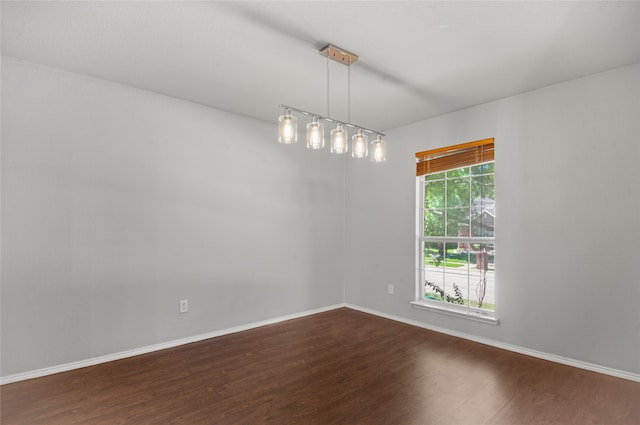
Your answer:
[279,104,385,137]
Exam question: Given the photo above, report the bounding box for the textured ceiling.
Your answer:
[2,1,639,132]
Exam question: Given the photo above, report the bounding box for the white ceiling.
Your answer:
[2,1,639,132]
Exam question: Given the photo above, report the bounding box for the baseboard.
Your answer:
[4,302,637,385]
[345,303,640,383]
[0,303,347,385]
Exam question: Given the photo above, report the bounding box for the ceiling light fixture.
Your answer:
[277,108,297,144]
[352,129,368,159]
[306,116,324,149]
[371,135,386,163]
[277,44,386,162]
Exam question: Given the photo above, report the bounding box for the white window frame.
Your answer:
[412,162,498,325]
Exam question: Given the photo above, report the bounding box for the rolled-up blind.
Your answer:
[415,138,494,176]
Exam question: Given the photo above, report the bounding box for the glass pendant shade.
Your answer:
[330,123,348,154]
[371,135,386,163]
[351,129,368,158]
[278,109,297,144]
[306,117,325,149]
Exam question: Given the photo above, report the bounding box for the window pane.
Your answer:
[446,178,470,207]
[446,208,470,237]
[471,210,495,237]
[424,171,445,182]
[471,162,494,175]
[424,209,444,236]
[446,167,469,178]
[424,242,445,302]
[471,174,494,202]
[470,244,495,311]
[443,242,468,306]
[424,242,445,267]
[424,180,444,209]
[470,175,495,237]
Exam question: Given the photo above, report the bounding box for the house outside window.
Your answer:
[413,139,497,324]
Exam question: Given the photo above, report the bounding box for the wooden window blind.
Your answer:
[415,138,494,176]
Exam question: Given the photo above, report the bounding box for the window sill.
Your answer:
[410,301,499,325]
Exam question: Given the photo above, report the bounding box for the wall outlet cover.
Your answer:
[179,299,189,313]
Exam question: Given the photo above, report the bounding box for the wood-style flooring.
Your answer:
[1,308,639,424]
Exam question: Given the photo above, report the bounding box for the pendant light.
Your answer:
[278,108,297,144]
[306,116,324,149]
[352,129,368,158]
[371,135,386,163]
[330,123,348,154]
[277,44,387,163]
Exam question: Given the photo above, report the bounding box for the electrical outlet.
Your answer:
[387,284,394,295]
[179,299,189,313]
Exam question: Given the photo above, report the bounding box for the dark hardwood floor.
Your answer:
[1,308,638,424]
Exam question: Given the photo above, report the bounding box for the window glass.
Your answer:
[425,171,445,181]
[446,178,470,208]
[446,167,469,178]
[418,161,495,315]
[424,180,444,209]
[446,208,470,237]
[424,209,445,237]
[471,162,494,175]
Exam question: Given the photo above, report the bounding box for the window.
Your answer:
[413,139,497,324]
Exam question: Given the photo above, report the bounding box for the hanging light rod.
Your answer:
[278,104,385,137]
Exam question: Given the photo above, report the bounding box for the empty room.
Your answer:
[1,1,639,424]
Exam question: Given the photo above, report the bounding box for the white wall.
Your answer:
[1,57,346,376]
[345,64,640,375]
[2,57,639,379]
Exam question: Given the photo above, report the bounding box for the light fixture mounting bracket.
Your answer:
[320,44,358,66]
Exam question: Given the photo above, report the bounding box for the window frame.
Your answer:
[412,140,498,325]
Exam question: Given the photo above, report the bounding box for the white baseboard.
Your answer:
[345,303,640,383]
[4,302,637,385]
[0,303,347,385]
